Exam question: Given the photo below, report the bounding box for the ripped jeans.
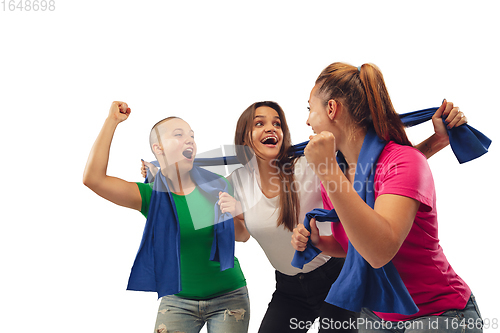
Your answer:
[153,286,250,333]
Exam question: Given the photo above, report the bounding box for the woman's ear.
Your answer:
[152,143,163,156]
[327,99,339,121]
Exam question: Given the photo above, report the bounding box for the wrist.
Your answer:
[105,116,121,127]
[319,166,351,195]
[432,132,450,150]
[235,201,243,217]
[315,159,343,182]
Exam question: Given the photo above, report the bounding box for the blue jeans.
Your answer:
[359,294,483,333]
[153,286,250,333]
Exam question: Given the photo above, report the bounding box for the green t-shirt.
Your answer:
[135,180,246,299]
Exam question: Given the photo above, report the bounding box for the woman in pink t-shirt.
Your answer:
[292,62,482,332]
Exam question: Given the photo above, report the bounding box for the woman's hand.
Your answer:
[291,219,320,251]
[432,99,468,142]
[218,192,242,218]
[304,131,339,180]
[108,101,131,123]
[141,160,158,179]
[415,100,469,159]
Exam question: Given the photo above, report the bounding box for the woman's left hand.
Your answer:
[432,99,468,142]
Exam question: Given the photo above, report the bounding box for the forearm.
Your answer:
[316,235,346,258]
[234,216,250,242]
[414,133,449,159]
[83,118,119,188]
[320,170,404,268]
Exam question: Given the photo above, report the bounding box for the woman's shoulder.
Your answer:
[379,141,428,166]
[228,165,252,183]
[227,166,256,194]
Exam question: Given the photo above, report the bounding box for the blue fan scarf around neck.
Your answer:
[127,165,235,298]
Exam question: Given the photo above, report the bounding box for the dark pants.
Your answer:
[258,258,359,332]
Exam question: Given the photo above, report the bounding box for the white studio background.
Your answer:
[1,1,499,332]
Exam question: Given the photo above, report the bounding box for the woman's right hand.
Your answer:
[141,160,158,179]
[108,101,131,123]
[218,192,242,218]
[291,219,320,251]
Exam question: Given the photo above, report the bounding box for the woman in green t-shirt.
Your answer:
[83,101,249,333]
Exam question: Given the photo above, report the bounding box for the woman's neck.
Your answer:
[256,156,281,198]
[339,128,366,182]
[161,164,196,195]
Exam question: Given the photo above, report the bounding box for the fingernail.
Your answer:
[442,98,446,104]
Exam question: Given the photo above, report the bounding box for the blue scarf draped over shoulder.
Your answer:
[127,166,235,299]
[290,107,491,315]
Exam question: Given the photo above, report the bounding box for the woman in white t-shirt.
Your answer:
[222,101,357,333]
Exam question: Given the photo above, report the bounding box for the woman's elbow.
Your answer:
[368,258,390,269]
[82,173,93,188]
[366,250,397,269]
[82,172,100,191]
[236,232,250,242]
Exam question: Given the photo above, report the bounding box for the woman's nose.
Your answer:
[264,124,275,132]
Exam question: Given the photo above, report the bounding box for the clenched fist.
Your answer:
[108,101,131,123]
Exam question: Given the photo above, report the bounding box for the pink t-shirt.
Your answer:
[322,142,471,321]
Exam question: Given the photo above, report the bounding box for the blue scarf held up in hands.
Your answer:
[399,107,491,163]
[145,107,491,174]
[127,166,235,299]
[287,107,491,162]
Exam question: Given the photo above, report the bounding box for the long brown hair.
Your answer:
[315,62,411,146]
[234,101,300,232]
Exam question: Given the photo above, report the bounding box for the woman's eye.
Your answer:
[307,107,310,112]
[274,122,281,127]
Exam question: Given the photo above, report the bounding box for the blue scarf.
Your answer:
[127,166,235,298]
[292,128,419,315]
[287,107,491,163]
[145,107,491,172]
[399,107,491,163]
[290,108,491,314]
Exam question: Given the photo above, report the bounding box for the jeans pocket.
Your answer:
[470,294,482,319]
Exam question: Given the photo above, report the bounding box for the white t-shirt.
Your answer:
[230,156,331,276]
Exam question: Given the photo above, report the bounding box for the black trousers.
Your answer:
[258,258,359,333]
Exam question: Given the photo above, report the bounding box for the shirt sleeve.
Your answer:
[375,145,435,210]
[226,170,241,201]
[223,176,234,197]
[135,182,154,218]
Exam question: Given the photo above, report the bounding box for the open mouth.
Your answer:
[260,135,278,146]
[182,147,194,159]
